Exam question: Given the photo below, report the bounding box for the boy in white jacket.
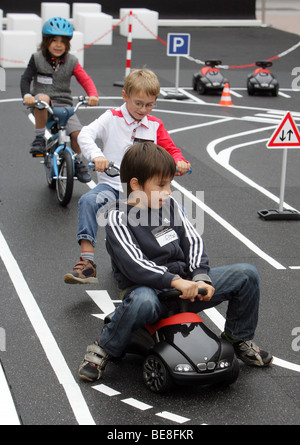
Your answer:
[64,69,190,284]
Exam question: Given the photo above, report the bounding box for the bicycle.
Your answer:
[28,96,89,207]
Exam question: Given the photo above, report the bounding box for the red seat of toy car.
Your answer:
[254,68,271,74]
[200,67,219,76]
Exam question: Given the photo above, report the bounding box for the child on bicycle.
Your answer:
[78,142,273,382]
[20,16,99,183]
[64,68,191,283]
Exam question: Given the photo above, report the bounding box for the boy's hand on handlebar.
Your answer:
[175,161,191,176]
[87,96,99,106]
[23,95,35,106]
[92,156,109,172]
[170,278,214,302]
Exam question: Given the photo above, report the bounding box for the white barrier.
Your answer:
[0,31,37,68]
[119,8,158,39]
[72,3,102,30]
[71,30,84,66]
[41,2,70,22]
[6,13,42,43]
[76,12,113,45]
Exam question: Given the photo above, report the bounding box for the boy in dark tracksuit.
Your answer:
[79,142,273,382]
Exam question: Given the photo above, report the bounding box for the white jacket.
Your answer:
[78,103,187,191]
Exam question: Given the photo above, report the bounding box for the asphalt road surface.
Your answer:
[0,24,300,427]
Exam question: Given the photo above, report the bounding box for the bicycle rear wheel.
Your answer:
[56,149,74,206]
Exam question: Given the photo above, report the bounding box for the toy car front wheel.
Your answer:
[272,85,279,96]
[247,81,255,96]
[221,356,240,385]
[196,80,206,95]
[143,354,173,393]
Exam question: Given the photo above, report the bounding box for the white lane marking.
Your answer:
[0,230,95,425]
[278,91,291,98]
[168,117,233,134]
[87,290,116,319]
[155,411,190,424]
[0,361,21,425]
[92,384,121,396]
[92,382,193,423]
[121,398,153,411]
[229,89,243,98]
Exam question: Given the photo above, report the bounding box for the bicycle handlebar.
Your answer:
[89,161,191,176]
[88,161,120,177]
[24,96,90,115]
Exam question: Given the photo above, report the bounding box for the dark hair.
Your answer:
[120,142,176,197]
[39,35,71,58]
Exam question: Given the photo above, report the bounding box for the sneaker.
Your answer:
[64,257,98,284]
[222,333,273,367]
[75,159,91,183]
[79,342,111,382]
[30,136,46,156]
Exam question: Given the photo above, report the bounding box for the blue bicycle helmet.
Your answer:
[42,17,73,38]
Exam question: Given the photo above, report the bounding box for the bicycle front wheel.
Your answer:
[56,149,74,206]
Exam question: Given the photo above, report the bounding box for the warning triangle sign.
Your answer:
[267,112,300,148]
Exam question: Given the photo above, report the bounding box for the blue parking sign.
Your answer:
[167,33,190,56]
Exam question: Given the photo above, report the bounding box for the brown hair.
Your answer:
[123,69,160,98]
[39,35,71,58]
[120,142,176,196]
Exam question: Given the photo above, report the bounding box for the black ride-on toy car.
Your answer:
[192,60,228,95]
[105,288,239,393]
[247,61,279,96]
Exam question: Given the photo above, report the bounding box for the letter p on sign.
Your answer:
[167,33,190,56]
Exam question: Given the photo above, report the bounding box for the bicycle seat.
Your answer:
[52,107,75,127]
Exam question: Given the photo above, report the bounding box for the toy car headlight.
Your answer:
[217,359,230,369]
[174,364,194,372]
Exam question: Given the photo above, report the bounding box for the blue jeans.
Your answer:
[99,263,260,357]
[77,183,119,246]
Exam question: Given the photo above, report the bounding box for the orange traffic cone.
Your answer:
[219,83,232,106]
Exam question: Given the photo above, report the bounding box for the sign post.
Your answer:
[258,111,300,220]
[165,33,190,99]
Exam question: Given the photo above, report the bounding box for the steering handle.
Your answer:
[158,288,207,302]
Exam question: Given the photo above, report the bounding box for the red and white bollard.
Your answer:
[125,10,133,78]
[114,10,133,86]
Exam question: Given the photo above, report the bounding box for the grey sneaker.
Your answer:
[79,343,111,382]
[233,340,273,367]
[222,333,273,367]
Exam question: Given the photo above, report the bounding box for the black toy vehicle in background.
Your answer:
[192,60,228,95]
[247,61,279,96]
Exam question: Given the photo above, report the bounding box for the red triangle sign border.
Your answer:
[267,111,300,148]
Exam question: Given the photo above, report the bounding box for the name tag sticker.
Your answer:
[152,225,178,247]
[37,74,53,85]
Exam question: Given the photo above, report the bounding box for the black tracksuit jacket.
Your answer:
[105,197,211,292]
